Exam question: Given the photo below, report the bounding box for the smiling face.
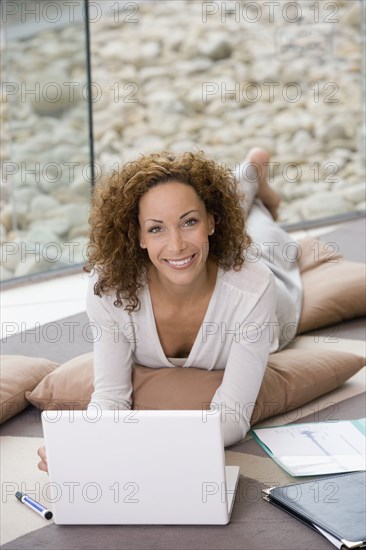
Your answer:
[138,181,215,290]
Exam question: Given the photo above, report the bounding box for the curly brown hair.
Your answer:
[85,150,252,312]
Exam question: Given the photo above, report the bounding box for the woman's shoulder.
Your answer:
[218,259,274,296]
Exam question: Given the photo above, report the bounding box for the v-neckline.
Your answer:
[145,266,222,367]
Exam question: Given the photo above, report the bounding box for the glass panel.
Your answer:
[1,0,92,282]
[89,0,364,225]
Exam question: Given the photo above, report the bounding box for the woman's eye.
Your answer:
[148,226,162,234]
[184,218,198,227]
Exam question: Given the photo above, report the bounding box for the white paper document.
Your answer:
[252,419,366,476]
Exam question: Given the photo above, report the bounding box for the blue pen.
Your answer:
[15,492,53,520]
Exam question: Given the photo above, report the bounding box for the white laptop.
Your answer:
[42,409,240,525]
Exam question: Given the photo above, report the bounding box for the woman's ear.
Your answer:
[138,229,147,249]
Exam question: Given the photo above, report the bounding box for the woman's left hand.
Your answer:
[37,446,48,473]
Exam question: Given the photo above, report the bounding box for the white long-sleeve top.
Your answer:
[86,259,279,447]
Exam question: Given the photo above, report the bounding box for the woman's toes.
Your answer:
[243,147,282,219]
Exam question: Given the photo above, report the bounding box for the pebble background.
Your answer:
[0,0,364,280]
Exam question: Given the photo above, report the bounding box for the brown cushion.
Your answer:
[131,350,365,425]
[299,260,366,333]
[251,349,364,423]
[0,355,59,423]
[297,236,343,273]
[26,350,365,425]
[297,237,366,333]
[26,352,94,410]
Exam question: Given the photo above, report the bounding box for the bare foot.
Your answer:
[245,147,281,220]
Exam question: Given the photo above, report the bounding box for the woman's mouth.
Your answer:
[163,254,197,269]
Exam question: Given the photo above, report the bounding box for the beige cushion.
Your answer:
[297,237,366,333]
[26,350,365,425]
[0,355,59,423]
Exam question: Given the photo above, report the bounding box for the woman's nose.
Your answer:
[166,229,185,253]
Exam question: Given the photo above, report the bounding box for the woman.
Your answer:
[38,147,302,471]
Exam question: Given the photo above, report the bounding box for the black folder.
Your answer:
[263,471,366,549]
